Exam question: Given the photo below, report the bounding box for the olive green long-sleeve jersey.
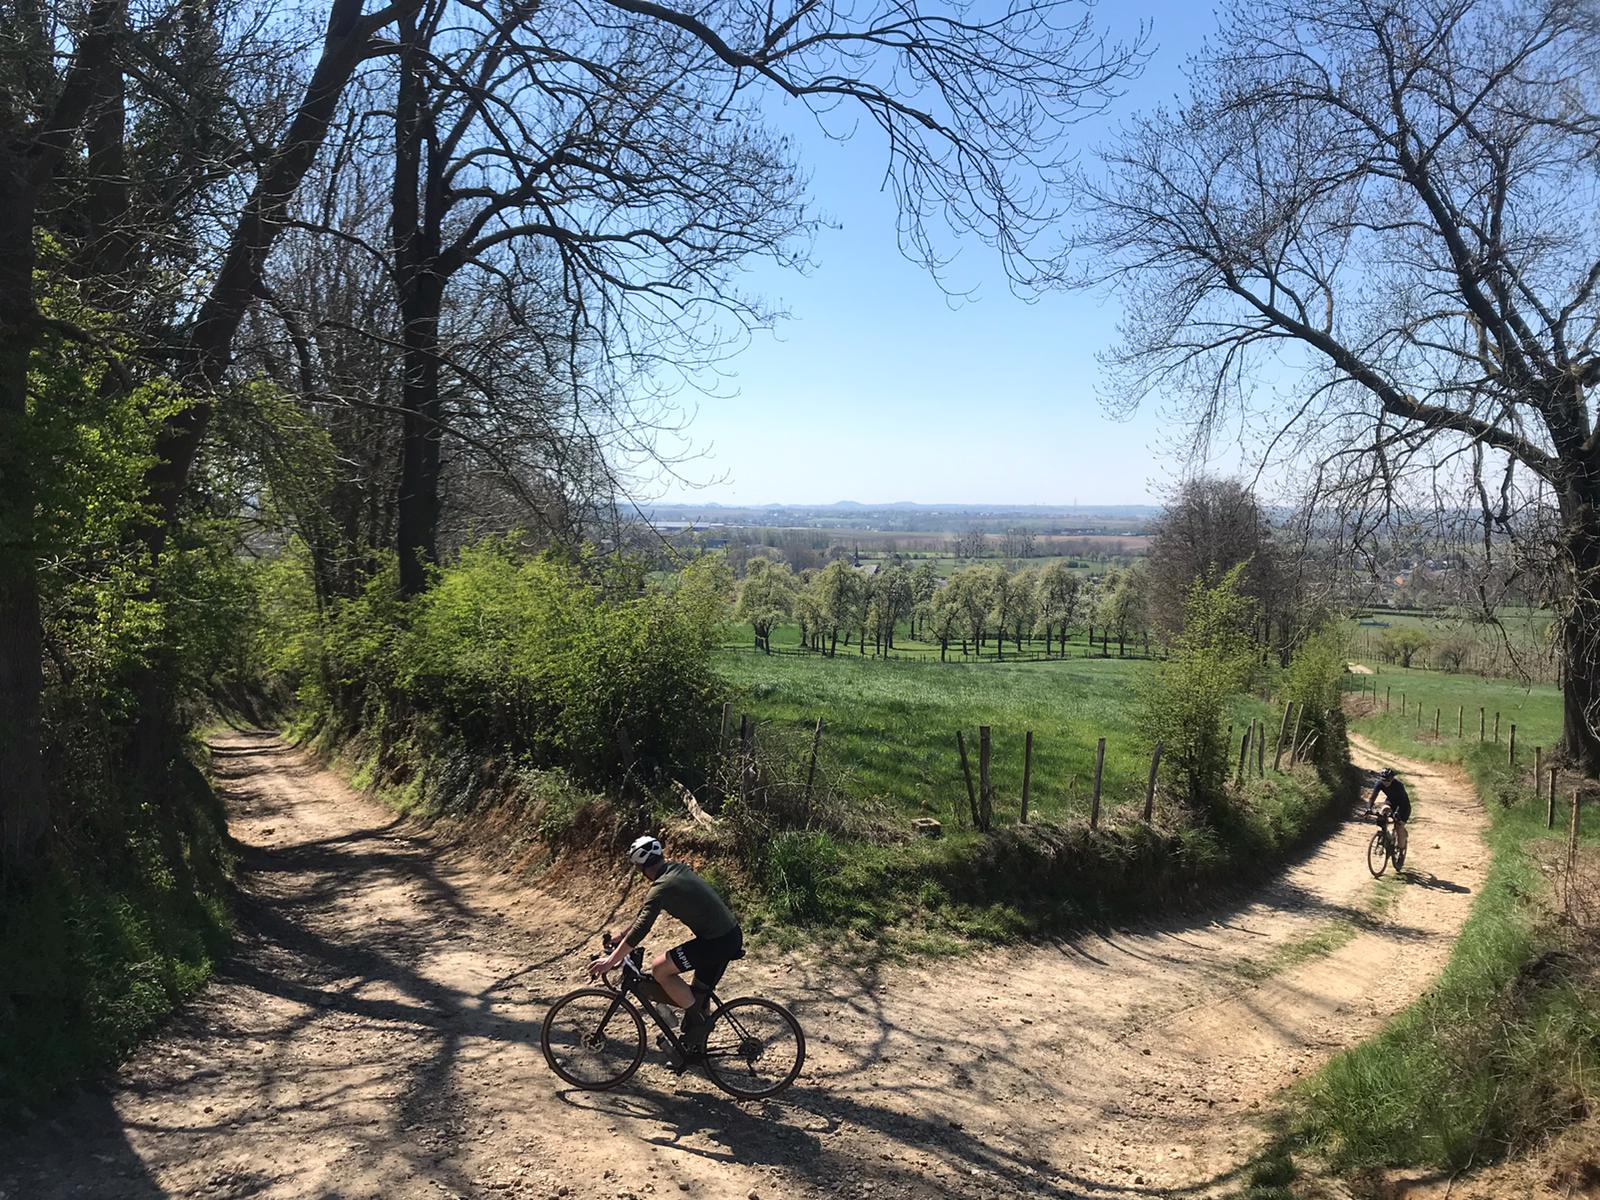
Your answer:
[623,862,738,947]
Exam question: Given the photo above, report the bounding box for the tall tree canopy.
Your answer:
[1087,0,1600,769]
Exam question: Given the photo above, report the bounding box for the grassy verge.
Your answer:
[0,746,233,1119]
[307,667,1350,957]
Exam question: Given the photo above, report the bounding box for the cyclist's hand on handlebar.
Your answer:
[589,942,626,979]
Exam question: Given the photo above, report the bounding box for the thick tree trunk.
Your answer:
[392,13,446,597]
[0,164,47,870]
[1559,497,1600,774]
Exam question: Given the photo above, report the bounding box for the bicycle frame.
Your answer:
[594,945,722,1059]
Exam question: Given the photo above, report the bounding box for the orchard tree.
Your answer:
[1088,0,1600,771]
[735,558,795,653]
[1097,566,1148,657]
[812,560,863,657]
[928,585,964,662]
[1036,560,1082,656]
[909,561,940,640]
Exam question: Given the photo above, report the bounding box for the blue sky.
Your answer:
[655,1,1219,507]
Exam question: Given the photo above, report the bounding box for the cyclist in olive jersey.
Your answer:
[588,835,743,1052]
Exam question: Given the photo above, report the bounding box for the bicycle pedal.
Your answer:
[656,1035,688,1073]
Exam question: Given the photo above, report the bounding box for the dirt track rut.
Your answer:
[0,730,1486,1199]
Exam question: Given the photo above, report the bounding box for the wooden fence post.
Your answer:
[1144,742,1163,822]
[1494,712,1501,742]
[1021,731,1034,824]
[1433,708,1440,736]
[1401,691,1406,715]
[1385,686,1391,711]
[1288,705,1305,767]
[956,731,978,826]
[1256,719,1266,777]
[1547,767,1558,828]
[1458,705,1464,738]
[804,717,825,802]
[978,726,993,832]
[1091,737,1106,829]
[1237,725,1250,784]
[1479,707,1485,740]
[1272,702,1294,771]
[1534,747,1543,797]
[1508,724,1517,766]
[1568,789,1583,915]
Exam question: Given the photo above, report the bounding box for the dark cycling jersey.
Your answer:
[623,862,738,947]
[1370,776,1411,822]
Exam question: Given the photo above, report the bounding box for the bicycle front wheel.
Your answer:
[541,988,645,1090]
[701,998,806,1100]
[1367,830,1391,878]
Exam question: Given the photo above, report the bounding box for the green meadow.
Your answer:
[717,636,1275,827]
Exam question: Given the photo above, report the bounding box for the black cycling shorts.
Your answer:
[667,926,744,995]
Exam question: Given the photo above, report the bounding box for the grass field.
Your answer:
[717,644,1275,827]
[1347,609,1557,682]
[1343,661,1562,762]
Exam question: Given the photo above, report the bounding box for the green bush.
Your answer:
[276,539,728,791]
[1138,564,1258,811]
[0,751,232,1116]
[1284,620,1349,772]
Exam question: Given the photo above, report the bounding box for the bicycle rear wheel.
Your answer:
[541,988,645,1090]
[1366,830,1391,878]
[701,998,806,1099]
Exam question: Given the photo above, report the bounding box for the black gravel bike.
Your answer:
[1366,809,1406,877]
[541,934,805,1099]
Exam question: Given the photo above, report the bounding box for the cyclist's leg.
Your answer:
[1394,816,1408,854]
[650,948,696,1009]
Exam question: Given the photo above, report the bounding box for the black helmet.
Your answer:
[1379,767,1396,780]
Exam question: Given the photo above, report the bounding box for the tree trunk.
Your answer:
[146,0,402,540]
[0,162,46,871]
[1559,496,1600,773]
[393,11,446,597]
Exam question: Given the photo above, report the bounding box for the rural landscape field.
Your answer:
[3,1,1599,1199]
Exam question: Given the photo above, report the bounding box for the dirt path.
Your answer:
[0,730,1487,1200]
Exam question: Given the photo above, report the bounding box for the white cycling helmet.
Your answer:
[627,834,663,866]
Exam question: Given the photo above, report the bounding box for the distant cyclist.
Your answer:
[1367,767,1411,860]
[588,835,744,1053]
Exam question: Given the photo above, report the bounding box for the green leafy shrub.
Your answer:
[276,538,727,792]
[1283,620,1350,773]
[1138,564,1258,812]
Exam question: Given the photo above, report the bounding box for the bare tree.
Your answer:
[1086,0,1600,770]
[1148,478,1287,647]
